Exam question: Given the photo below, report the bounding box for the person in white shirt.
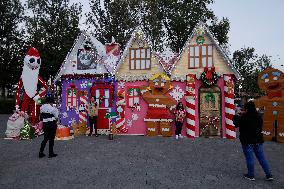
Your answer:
[39,93,59,158]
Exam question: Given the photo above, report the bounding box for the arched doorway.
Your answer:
[199,86,222,137]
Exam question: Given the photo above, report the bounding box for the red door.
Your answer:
[97,108,111,129]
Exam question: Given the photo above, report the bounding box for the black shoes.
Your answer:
[243,174,273,181]
[244,174,255,181]
[266,175,274,181]
[39,152,46,158]
[48,153,58,158]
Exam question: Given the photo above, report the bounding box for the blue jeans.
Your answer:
[242,144,272,177]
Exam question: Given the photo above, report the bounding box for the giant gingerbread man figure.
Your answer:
[140,73,176,137]
[255,67,284,142]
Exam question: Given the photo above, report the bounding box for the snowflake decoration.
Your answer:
[117,106,123,113]
[126,119,133,127]
[104,54,119,74]
[68,118,77,125]
[80,81,88,88]
[132,113,139,121]
[118,82,125,89]
[170,85,185,102]
[62,112,68,118]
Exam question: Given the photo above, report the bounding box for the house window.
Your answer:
[127,87,140,107]
[95,89,111,108]
[66,88,78,108]
[129,48,151,70]
[189,45,213,68]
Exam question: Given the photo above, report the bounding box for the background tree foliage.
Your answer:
[232,47,272,98]
[86,0,230,52]
[0,0,274,103]
[0,0,25,97]
[25,0,82,81]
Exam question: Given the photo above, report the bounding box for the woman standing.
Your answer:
[233,101,273,181]
[173,102,186,140]
[88,97,98,136]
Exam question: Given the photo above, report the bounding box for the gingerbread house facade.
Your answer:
[170,22,241,139]
[55,32,119,134]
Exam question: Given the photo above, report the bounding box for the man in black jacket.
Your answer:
[233,101,273,181]
[39,93,58,158]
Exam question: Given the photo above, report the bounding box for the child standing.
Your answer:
[39,93,59,158]
[173,102,186,140]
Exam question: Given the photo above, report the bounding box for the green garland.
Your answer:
[200,71,219,87]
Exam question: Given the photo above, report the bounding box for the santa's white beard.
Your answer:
[22,64,39,98]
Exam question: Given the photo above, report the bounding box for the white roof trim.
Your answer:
[54,32,86,82]
[54,32,111,82]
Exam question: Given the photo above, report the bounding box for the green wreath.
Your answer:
[196,35,205,45]
[200,71,219,87]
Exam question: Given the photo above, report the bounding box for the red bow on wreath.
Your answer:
[204,67,215,80]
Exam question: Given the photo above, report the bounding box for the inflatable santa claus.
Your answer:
[15,47,48,125]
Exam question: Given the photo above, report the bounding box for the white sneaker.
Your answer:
[175,135,179,140]
[179,134,183,138]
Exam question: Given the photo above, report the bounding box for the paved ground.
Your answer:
[0,115,283,189]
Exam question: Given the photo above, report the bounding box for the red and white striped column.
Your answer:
[79,92,88,126]
[185,74,196,138]
[116,89,128,133]
[224,74,236,139]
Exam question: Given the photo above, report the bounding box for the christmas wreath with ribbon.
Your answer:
[200,67,219,87]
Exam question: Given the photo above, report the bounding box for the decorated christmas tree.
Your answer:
[20,121,35,139]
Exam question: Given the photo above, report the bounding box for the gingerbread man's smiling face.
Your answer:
[258,67,284,92]
[149,74,172,94]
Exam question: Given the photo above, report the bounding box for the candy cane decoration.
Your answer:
[115,89,128,133]
[79,91,88,126]
[185,74,196,138]
[224,74,236,139]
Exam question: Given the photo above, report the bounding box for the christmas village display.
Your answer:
[7,22,246,140]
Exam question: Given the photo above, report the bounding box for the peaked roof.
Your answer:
[55,32,118,81]
[170,21,241,80]
[115,27,151,74]
[115,28,170,77]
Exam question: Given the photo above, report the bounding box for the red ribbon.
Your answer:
[205,67,215,80]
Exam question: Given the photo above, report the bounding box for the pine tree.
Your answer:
[25,0,82,81]
[86,0,230,52]
[0,0,25,98]
[232,47,272,98]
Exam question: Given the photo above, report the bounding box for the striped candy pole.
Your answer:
[185,74,196,138]
[224,74,236,139]
[79,92,88,126]
[116,89,128,133]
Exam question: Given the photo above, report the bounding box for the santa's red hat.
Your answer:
[26,47,40,57]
